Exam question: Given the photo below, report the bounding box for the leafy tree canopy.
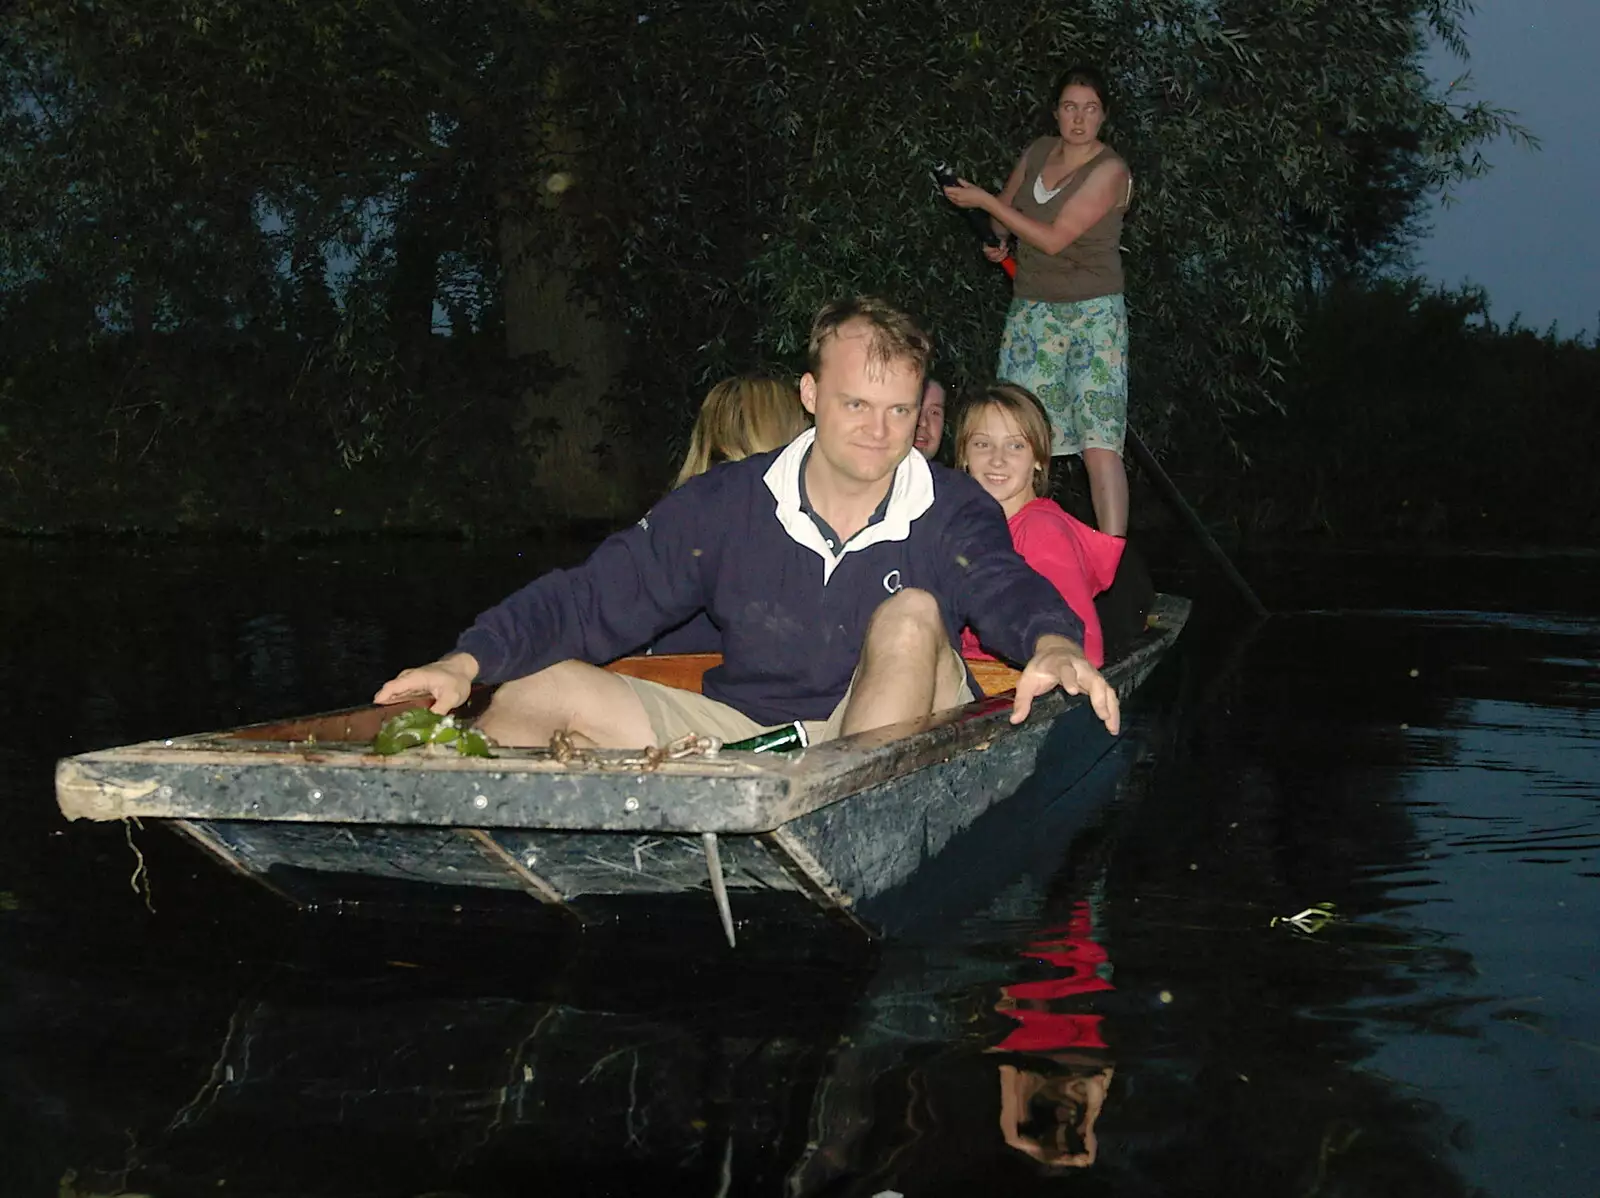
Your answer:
[1,0,1527,521]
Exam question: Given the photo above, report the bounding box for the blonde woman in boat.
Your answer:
[653,375,810,652]
[673,375,809,488]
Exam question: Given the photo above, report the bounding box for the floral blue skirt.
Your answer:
[997,294,1128,456]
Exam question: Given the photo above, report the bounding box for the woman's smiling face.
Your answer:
[963,403,1040,518]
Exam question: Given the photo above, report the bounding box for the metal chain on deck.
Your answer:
[545,730,723,772]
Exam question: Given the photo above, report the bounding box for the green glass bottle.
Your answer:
[723,720,810,753]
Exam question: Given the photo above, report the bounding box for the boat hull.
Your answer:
[57,597,1190,936]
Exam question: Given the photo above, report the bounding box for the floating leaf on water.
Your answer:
[1270,901,1338,934]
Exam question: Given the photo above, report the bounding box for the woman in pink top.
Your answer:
[956,383,1124,667]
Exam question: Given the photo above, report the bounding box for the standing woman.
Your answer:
[943,65,1133,535]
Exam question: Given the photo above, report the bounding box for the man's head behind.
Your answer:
[915,379,947,459]
[801,297,932,487]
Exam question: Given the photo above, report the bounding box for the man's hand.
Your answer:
[373,652,480,715]
[1010,635,1120,735]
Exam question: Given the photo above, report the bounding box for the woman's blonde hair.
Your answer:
[673,376,809,488]
[953,382,1054,493]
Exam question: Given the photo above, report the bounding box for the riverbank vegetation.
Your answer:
[3,0,1589,546]
[1166,281,1599,546]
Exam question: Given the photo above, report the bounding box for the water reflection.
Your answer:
[4,542,1598,1196]
[991,905,1117,1169]
[796,903,1125,1186]
[30,933,874,1195]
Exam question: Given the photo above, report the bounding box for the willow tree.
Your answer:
[561,0,1525,442]
[2,0,639,517]
[2,0,1522,527]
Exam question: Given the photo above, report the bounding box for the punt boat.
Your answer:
[54,595,1189,940]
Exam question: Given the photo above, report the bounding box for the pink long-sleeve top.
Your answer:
[959,497,1124,667]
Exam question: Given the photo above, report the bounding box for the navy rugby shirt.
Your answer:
[797,445,892,556]
[455,430,1084,726]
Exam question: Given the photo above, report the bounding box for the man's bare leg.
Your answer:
[475,660,656,749]
[840,589,967,736]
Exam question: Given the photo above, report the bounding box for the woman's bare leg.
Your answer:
[1082,447,1128,536]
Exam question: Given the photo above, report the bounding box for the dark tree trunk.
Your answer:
[389,169,446,365]
[497,172,635,519]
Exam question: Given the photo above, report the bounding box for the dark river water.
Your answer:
[2,539,1596,1197]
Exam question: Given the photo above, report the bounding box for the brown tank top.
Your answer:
[1012,138,1129,304]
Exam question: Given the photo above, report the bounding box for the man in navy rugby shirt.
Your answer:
[374,297,1118,744]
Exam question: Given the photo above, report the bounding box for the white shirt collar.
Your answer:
[763,429,935,583]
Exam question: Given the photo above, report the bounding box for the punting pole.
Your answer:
[1125,429,1269,618]
[702,832,737,947]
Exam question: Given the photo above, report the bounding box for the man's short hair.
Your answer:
[807,296,933,381]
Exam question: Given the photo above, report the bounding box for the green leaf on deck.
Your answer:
[373,708,494,757]
[456,728,493,757]
[373,708,443,755]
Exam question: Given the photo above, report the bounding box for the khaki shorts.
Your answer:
[618,649,976,747]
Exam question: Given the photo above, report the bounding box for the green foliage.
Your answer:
[1,0,552,529]
[0,307,540,532]
[556,0,1530,433]
[1170,280,1600,543]
[0,0,1534,534]
[373,708,493,757]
